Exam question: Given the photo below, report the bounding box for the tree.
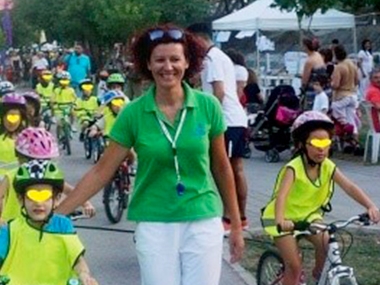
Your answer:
[272,0,336,32]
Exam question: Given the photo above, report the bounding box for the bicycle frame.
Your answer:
[294,215,368,285]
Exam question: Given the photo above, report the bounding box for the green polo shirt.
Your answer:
[110,83,226,222]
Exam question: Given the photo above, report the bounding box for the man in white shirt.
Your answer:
[188,23,249,233]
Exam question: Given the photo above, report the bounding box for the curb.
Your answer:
[222,238,257,285]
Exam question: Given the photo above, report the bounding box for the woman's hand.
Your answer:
[367,206,380,223]
[229,229,245,263]
[82,201,96,218]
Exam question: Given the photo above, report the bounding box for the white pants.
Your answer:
[331,95,359,134]
[135,217,224,285]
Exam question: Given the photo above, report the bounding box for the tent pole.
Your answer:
[352,22,358,54]
[256,27,260,73]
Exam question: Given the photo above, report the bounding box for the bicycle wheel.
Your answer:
[84,136,92,159]
[63,124,71,156]
[103,177,125,223]
[257,250,284,285]
[92,137,102,164]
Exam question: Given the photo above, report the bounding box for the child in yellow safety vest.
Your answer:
[75,78,100,141]
[51,71,77,137]
[0,159,98,285]
[260,111,380,285]
[35,69,55,109]
[0,94,28,180]
[0,127,95,223]
[89,90,128,138]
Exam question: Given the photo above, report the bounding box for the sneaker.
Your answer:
[241,218,249,231]
[222,217,231,235]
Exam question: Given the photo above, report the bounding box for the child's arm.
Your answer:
[62,182,96,217]
[334,168,380,222]
[0,177,9,222]
[274,167,295,231]
[74,256,98,285]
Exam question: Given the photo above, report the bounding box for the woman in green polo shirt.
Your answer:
[57,24,244,285]
[261,111,379,285]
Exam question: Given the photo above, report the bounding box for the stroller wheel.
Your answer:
[265,149,280,163]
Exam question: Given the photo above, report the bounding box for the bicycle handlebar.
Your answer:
[277,213,371,234]
[69,210,90,221]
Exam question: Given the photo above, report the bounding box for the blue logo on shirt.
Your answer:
[194,123,206,136]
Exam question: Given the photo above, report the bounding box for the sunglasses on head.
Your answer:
[148,29,184,42]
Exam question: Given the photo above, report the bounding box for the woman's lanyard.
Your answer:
[156,108,187,196]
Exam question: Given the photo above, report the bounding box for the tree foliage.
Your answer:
[10,0,210,47]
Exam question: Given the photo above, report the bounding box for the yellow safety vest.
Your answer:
[0,135,17,179]
[261,156,336,236]
[75,96,99,124]
[1,169,20,221]
[36,82,55,106]
[0,217,84,285]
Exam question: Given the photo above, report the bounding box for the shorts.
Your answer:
[224,127,247,158]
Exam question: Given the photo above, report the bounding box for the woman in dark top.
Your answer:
[243,68,264,112]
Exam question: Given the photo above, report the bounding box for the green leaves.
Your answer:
[11,0,210,47]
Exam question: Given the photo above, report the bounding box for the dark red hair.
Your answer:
[130,24,206,81]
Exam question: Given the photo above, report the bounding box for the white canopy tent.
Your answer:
[212,0,357,70]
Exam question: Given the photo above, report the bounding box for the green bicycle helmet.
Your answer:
[14,160,64,195]
[107,73,125,85]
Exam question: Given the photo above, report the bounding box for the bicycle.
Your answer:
[40,105,53,131]
[55,103,73,156]
[103,160,133,223]
[256,213,372,285]
[81,117,105,164]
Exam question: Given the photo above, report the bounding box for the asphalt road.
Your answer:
[59,134,380,285]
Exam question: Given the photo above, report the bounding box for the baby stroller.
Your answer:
[249,85,300,162]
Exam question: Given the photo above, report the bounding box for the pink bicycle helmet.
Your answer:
[16,127,59,159]
[1,93,26,106]
[291,111,334,144]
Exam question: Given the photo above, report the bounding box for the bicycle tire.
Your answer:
[84,136,92,159]
[92,138,101,164]
[257,250,284,285]
[103,178,124,223]
[63,124,71,156]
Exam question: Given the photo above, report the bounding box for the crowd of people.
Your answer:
[0,22,379,285]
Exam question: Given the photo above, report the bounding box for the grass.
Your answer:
[241,229,380,285]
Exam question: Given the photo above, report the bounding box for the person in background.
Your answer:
[56,24,244,285]
[365,69,380,132]
[311,74,329,114]
[31,52,49,88]
[358,39,374,100]
[225,49,248,102]
[318,48,334,99]
[97,70,109,99]
[243,68,264,108]
[301,37,326,110]
[65,44,91,96]
[331,44,360,146]
[188,22,249,233]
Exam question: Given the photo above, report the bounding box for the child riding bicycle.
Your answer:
[35,69,55,109]
[260,111,380,285]
[0,160,98,285]
[75,78,100,141]
[0,127,95,223]
[51,71,77,138]
[89,90,128,139]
